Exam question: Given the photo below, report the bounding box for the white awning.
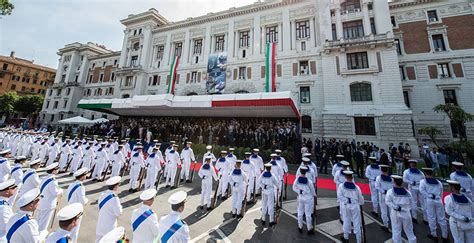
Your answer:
[58,116,93,125]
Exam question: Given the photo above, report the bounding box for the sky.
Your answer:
[0,0,256,68]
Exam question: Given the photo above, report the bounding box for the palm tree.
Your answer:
[433,103,473,141]
[418,126,442,147]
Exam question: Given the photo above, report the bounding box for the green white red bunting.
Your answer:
[265,42,276,92]
[167,56,180,94]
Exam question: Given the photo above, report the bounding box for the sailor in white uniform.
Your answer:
[158,191,190,242]
[165,146,180,189]
[70,141,84,174]
[96,176,123,242]
[226,148,237,171]
[46,138,60,167]
[58,139,72,172]
[337,170,364,243]
[215,151,231,199]
[98,226,127,243]
[241,152,255,202]
[130,189,159,243]
[45,203,83,243]
[66,167,89,242]
[365,156,381,216]
[258,163,279,226]
[0,149,12,183]
[293,166,316,234]
[229,160,248,218]
[18,159,41,200]
[36,162,63,233]
[198,156,218,210]
[250,149,264,179]
[93,142,110,181]
[402,159,426,223]
[450,161,474,201]
[111,145,126,177]
[180,142,196,183]
[0,179,16,243]
[386,175,417,243]
[9,156,26,206]
[202,145,216,165]
[444,180,474,243]
[375,164,392,232]
[144,147,161,189]
[129,146,145,192]
[331,154,345,177]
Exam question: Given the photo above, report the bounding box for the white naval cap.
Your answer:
[0,179,16,191]
[57,203,83,221]
[302,157,310,162]
[228,148,235,151]
[452,161,464,167]
[99,226,126,243]
[340,160,350,166]
[408,159,418,163]
[244,152,252,155]
[369,156,377,160]
[17,188,40,208]
[15,156,27,161]
[206,145,212,150]
[264,163,272,168]
[303,153,311,157]
[379,164,390,168]
[106,176,121,186]
[391,175,403,180]
[220,151,227,154]
[45,162,59,171]
[270,153,277,157]
[253,148,260,152]
[446,180,460,185]
[342,170,354,176]
[28,159,41,166]
[168,191,187,205]
[74,167,89,177]
[274,149,282,153]
[336,154,344,158]
[140,188,157,201]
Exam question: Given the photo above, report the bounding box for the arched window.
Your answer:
[187,92,198,96]
[301,115,312,133]
[133,42,140,51]
[350,82,372,102]
[235,90,249,94]
[122,94,130,98]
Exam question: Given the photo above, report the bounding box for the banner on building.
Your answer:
[167,56,180,94]
[205,52,227,94]
[265,42,276,92]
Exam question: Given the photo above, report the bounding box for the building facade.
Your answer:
[0,52,56,96]
[39,0,474,146]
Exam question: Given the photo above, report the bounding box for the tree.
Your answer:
[0,91,19,118]
[433,103,474,141]
[418,126,442,147]
[0,0,14,16]
[14,94,44,115]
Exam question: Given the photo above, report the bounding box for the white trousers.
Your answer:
[37,208,54,232]
[409,188,426,220]
[369,181,378,213]
[450,218,474,243]
[200,180,213,207]
[129,166,141,189]
[378,193,389,227]
[180,160,191,180]
[341,205,362,243]
[218,173,229,197]
[71,156,82,173]
[145,168,158,189]
[246,176,255,202]
[426,199,448,238]
[59,153,69,170]
[93,160,106,179]
[297,197,314,230]
[261,192,275,222]
[111,161,122,177]
[390,210,416,243]
[231,186,245,214]
[46,155,56,167]
[165,166,177,186]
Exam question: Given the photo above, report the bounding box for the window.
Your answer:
[350,83,372,102]
[391,16,397,27]
[138,28,142,35]
[92,63,95,69]
[341,0,361,13]
[299,61,309,75]
[56,89,61,96]
[296,20,310,39]
[111,73,115,82]
[102,61,106,67]
[193,39,202,55]
[88,75,93,83]
[239,31,250,48]
[156,45,164,60]
[63,100,68,108]
[133,42,140,51]
[191,72,197,83]
[343,20,364,39]
[74,75,78,82]
[99,73,104,82]
[152,75,159,86]
[332,24,337,41]
[114,59,118,65]
[238,67,247,80]
[130,56,138,66]
[438,63,451,78]
[21,86,26,92]
[347,52,369,70]
[354,117,376,135]
[301,41,306,51]
[108,87,114,96]
[301,115,312,133]
[300,87,311,104]
[215,35,225,52]
[370,18,376,34]
[50,115,55,122]
[395,39,402,55]
[2,64,7,70]
[46,101,50,109]
[53,101,59,109]
[11,84,16,90]
[61,74,66,82]
[125,76,133,86]
[432,34,446,51]
[133,29,137,35]
[427,10,438,22]
[443,89,457,105]
[66,88,71,95]
[399,66,406,80]
[11,75,15,81]
[174,42,182,57]
[266,26,278,43]
[48,89,52,96]
[403,91,411,108]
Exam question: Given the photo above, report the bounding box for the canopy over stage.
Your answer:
[78,91,300,118]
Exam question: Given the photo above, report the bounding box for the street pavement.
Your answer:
[31,166,437,243]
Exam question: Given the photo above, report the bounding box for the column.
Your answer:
[227,21,235,59]
[282,9,291,52]
[335,7,343,39]
[253,15,261,55]
[291,20,296,50]
[309,17,316,48]
[119,29,130,68]
[362,3,371,36]
[373,0,393,36]
[183,30,191,64]
[317,0,333,43]
[163,33,171,66]
[66,52,79,83]
[140,26,153,68]
[203,25,211,61]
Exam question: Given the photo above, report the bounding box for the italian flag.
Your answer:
[265,42,276,92]
[167,56,180,94]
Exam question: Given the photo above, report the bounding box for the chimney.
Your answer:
[10,51,15,58]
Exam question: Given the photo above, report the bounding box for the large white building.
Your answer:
[39,0,474,146]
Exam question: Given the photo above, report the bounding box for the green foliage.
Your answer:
[418,126,442,147]
[434,103,473,140]
[449,140,474,163]
[0,0,14,16]
[0,91,19,116]
[14,95,44,115]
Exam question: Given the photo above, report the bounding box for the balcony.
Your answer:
[324,32,394,52]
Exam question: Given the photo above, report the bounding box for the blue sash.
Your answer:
[40,177,55,194]
[132,209,154,232]
[22,171,35,184]
[99,194,115,210]
[11,166,21,174]
[6,215,29,242]
[0,159,6,164]
[0,200,8,206]
[161,219,185,243]
[68,183,81,202]
[56,236,69,243]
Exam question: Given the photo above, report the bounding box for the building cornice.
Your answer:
[120,8,170,27]
[389,0,434,9]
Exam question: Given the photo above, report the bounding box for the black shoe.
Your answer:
[165,185,170,188]
[423,220,428,225]
[69,173,73,176]
[339,219,343,224]
[381,226,389,233]
[307,229,315,235]
[261,220,266,226]
[427,234,438,241]
[128,189,132,192]
[237,214,243,219]
[442,237,449,243]
[269,222,276,227]
[371,211,379,217]
[207,206,213,211]
[200,206,204,210]
[298,227,303,233]
[180,179,184,182]
[222,195,228,200]
[412,218,418,224]
[186,179,191,183]
[232,213,236,218]
[170,186,176,189]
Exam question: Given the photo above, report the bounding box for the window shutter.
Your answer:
[376,52,382,72]
[292,63,298,76]
[428,65,438,79]
[186,73,190,83]
[261,66,266,78]
[406,66,416,80]
[176,74,180,84]
[452,63,464,78]
[310,61,316,75]
[336,56,340,75]
[158,75,161,85]
[197,72,201,82]
[166,75,170,85]
[247,67,252,79]
[233,68,238,80]
[277,64,282,77]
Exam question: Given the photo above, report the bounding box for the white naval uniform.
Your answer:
[111,150,125,177]
[258,171,278,222]
[365,164,381,213]
[402,168,426,220]
[0,158,11,183]
[332,162,343,177]
[96,190,122,242]
[37,174,63,232]
[202,151,216,165]
[70,145,83,173]
[337,182,364,243]
[30,141,40,160]
[292,177,316,230]
[82,146,95,170]
[198,163,218,207]
[144,152,161,189]
[6,210,45,243]
[66,180,88,243]
[419,178,448,238]
[38,142,48,163]
[93,148,109,180]
[275,156,288,174]
[450,171,474,201]
[444,193,474,243]
[131,205,159,243]
[58,143,72,171]
[158,211,190,243]
[8,163,23,206]
[250,154,264,176]
[229,168,248,215]
[45,229,71,243]
[180,147,195,181]
[269,161,284,200]
[215,157,231,197]
[241,159,255,202]
[165,151,180,187]
[46,143,60,167]
[0,197,13,243]
[226,154,237,170]
[375,174,393,227]
[129,152,145,190]
[385,187,417,243]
